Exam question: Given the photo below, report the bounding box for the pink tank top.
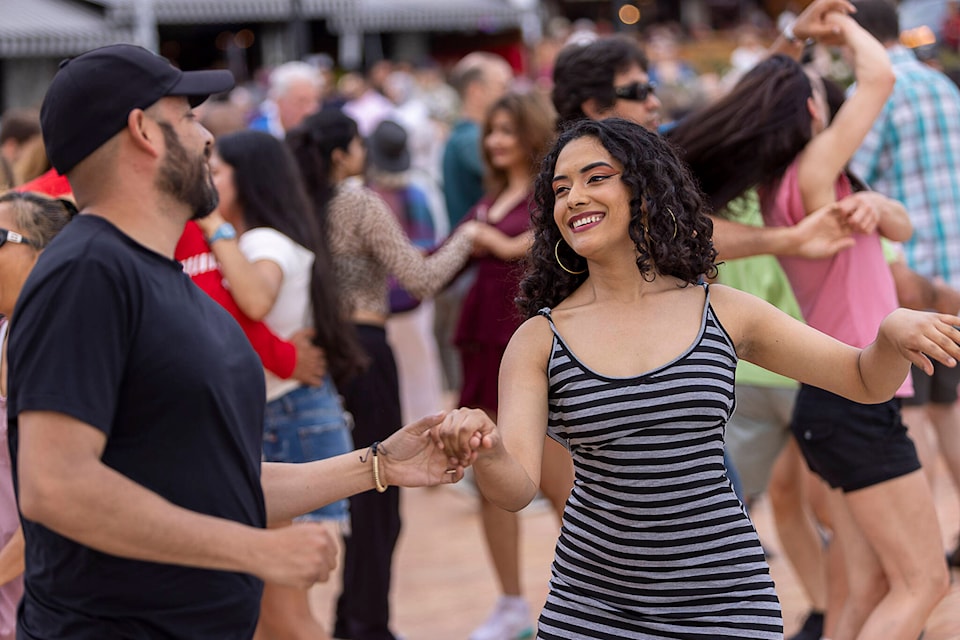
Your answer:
[759,161,912,396]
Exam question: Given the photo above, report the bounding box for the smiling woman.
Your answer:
[519,118,715,317]
[433,116,960,640]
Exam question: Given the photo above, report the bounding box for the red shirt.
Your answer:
[15,169,73,197]
[175,221,296,379]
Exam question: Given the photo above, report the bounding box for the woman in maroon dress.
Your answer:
[454,91,574,640]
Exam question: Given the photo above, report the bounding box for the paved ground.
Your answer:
[309,460,960,640]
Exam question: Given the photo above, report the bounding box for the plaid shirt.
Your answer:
[850,45,960,285]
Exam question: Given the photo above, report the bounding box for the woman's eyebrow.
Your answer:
[552,161,615,183]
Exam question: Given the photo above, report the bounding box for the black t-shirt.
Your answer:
[7,215,267,638]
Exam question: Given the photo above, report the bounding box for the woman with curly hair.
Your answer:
[434,117,960,639]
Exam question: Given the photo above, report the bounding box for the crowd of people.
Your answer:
[0,0,960,639]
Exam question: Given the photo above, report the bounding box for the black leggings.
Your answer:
[334,324,403,640]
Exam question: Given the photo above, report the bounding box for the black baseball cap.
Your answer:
[40,44,235,174]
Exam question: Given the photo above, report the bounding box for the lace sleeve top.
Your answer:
[327,182,474,318]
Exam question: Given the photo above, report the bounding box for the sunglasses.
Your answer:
[0,228,39,249]
[613,81,656,102]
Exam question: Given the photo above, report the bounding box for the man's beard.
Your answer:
[155,122,219,220]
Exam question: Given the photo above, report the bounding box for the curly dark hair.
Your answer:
[517,118,717,318]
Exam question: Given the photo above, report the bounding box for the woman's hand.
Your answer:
[791,0,856,44]
[432,408,502,468]
[195,211,228,238]
[878,308,960,375]
[379,412,466,488]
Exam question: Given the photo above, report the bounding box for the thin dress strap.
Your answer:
[537,307,560,335]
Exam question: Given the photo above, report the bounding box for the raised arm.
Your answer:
[196,213,282,321]
[798,14,894,212]
[769,0,856,58]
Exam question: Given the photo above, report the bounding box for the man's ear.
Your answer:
[126,109,161,158]
[581,98,607,121]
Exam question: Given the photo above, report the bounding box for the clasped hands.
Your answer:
[429,408,502,469]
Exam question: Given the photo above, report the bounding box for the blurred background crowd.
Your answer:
[3,1,960,640]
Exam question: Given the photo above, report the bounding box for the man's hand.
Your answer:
[252,523,338,588]
[790,202,855,259]
[791,0,856,44]
[288,328,326,386]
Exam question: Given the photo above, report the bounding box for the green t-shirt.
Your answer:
[715,190,803,389]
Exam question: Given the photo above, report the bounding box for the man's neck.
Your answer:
[79,193,189,259]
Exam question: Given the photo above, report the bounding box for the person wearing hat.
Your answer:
[7,44,466,638]
[367,119,447,426]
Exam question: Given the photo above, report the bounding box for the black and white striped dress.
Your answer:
[537,287,783,639]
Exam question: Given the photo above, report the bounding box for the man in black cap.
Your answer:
[7,44,459,637]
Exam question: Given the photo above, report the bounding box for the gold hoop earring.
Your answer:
[666,208,678,240]
[555,239,586,275]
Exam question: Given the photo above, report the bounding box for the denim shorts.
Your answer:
[263,378,354,524]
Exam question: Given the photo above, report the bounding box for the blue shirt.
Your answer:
[441,119,484,230]
[850,45,960,285]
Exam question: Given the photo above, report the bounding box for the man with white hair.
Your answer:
[250,61,323,138]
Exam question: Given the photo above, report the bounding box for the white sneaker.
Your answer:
[469,597,535,640]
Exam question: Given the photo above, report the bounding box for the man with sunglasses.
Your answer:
[551,2,857,262]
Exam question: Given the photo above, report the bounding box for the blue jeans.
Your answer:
[263,379,353,523]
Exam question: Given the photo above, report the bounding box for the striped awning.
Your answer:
[0,0,132,58]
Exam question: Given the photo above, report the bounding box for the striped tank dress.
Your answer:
[537,287,783,639]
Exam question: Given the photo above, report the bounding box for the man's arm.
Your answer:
[17,411,337,588]
[890,260,960,315]
[711,202,854,260]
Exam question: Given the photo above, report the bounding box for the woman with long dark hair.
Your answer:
[198,129,366,639]
[668,12,949,640]
[286,108,479,640]
[434,116,960,640]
